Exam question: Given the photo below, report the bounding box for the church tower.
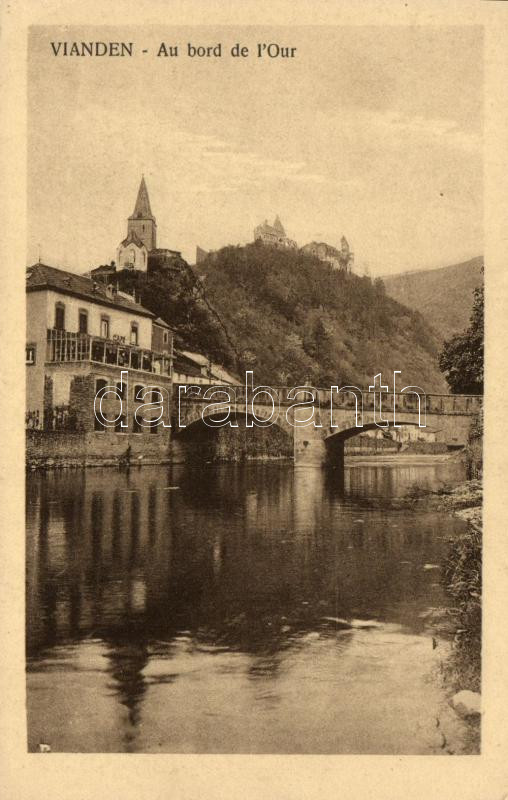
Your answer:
[127,176,157,251]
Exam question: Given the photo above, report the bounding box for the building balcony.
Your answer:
[46,329,172,377]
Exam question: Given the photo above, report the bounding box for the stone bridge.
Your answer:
[172,383,482,466]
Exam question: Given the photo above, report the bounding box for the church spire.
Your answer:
[130,175,155,221]
[126,175,157,251]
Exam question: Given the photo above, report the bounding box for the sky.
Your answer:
[28,25,483,276]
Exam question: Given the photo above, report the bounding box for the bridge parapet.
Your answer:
[174,383,482,418]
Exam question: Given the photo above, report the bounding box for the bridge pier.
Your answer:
[293,421,327,466]
[324,435,345,468]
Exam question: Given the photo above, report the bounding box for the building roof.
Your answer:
[153,316,173,330]
[173,354,205,378]
[255,222,277,238]
[254,216,295,242]
[179,349,209,367]
[119,230,147,249]
[256,218,283,237]
[148,248,183,264]
[90,262,117,275]
[178,349,241,384]
[272,215,285,234]
[211,364,242,384]
[129,175,155,221]
[26,262,155,318]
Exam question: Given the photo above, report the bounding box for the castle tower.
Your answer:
[273,215,285,235]
[127,176,157,251]
[340,235,354,272]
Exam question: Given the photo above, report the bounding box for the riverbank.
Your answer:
[345,452,458,468]
[409,478,482,749]
[354,472,482,733]
[413,478,482,738]
[410,477,481,516]
[440,483,481,757]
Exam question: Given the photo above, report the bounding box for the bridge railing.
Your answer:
[174,384,482,416]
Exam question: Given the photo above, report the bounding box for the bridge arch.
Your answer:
[325,419,424,444]
[324,419,443,465]
[171,409,294,463]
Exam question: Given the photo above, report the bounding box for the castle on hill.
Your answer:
[253,215,354,272]
[253,216,298,250]
[301,238,354,272]
[89,179,354,276]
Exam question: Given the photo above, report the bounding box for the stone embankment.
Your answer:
[25,429,172,470]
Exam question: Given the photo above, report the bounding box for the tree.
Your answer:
[439,284,483,394]
[115,265,236,367]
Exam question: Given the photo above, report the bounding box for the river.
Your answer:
[26,458,479,754]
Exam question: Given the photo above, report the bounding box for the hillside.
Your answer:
[197,243,448,392]
[114,243,451,392]
[382,257,483,342]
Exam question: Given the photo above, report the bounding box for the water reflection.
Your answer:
[26,460,470,753]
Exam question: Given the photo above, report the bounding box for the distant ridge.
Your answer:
[382,256,483,342]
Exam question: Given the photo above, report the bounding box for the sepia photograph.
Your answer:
[21,22,487,757]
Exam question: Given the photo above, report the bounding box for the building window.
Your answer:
[100,316,110,339]
[163,331,169,345]
[26,345,36,365]
[150,420,158,434]
[78,310,88,334]
[116,381,125,400]
[151,387,160,403]
[130,248,135,263]
[55,302,65,330]
[133,385,145,433]
[130,322,139,346]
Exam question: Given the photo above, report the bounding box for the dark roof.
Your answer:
[153,316,173,330]
[273,215,285,234]
[173,355,203,378]
[90,263,117,275]
[26,263,155,318]
[255,217,288,238]
[150,248,182,257]
[129,175,155,221]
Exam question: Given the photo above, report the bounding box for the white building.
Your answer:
[26,262,172,441]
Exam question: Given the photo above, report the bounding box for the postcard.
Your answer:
[1,2,508,798]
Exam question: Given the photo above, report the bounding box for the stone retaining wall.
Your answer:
[26,429,171,469]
